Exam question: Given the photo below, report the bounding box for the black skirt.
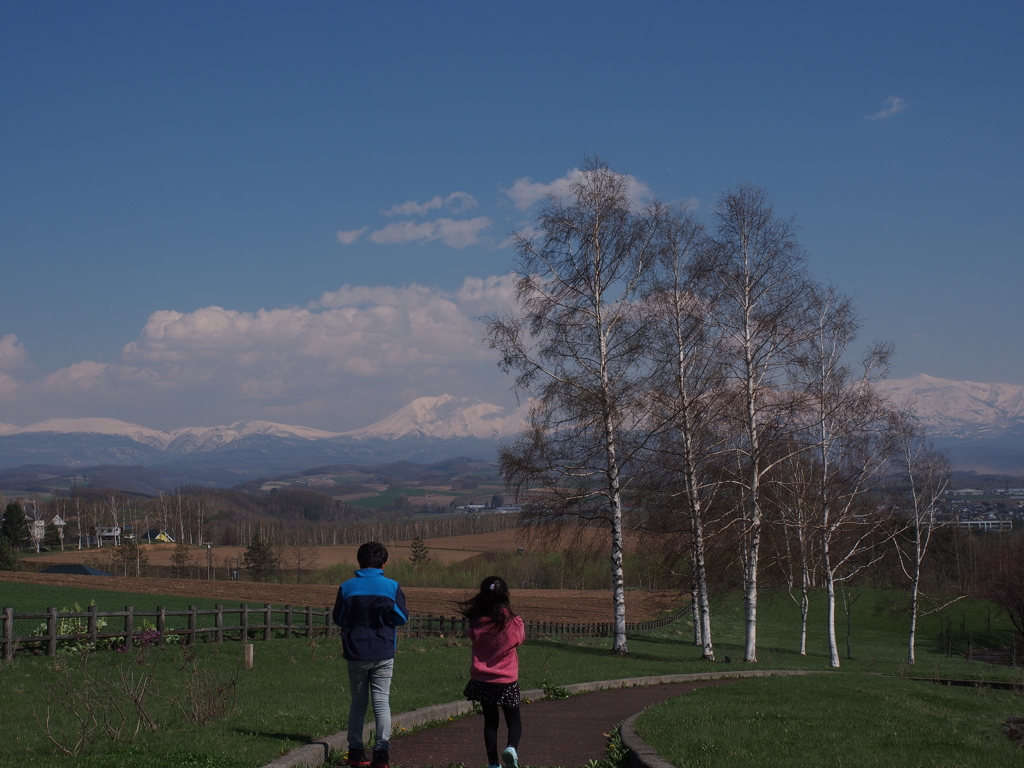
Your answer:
[464,679,521,707]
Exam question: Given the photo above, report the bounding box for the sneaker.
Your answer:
[501,746,519,768]
[370,749,389,768]
[347,748,370,767]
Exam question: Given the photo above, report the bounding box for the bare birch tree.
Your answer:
[638,202,730,660]
[488,157,660,654]
[769,444,821,656]
[793,286,899,667]
[892,422,952,664]
[698,185,814,662]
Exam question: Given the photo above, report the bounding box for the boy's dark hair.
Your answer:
[458,576,516,630]
[357,541,388,569]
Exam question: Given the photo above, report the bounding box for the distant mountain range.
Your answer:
[0,395,530,493]
[876,374,1024,475]
[0,377,1021,494]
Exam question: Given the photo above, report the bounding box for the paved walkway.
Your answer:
[390,680,734,767]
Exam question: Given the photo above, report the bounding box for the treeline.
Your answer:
[0,485,515,559]
[488,158,1022,664]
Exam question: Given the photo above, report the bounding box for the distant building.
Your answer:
[956,520,1012,532]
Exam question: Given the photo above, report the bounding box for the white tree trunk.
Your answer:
[743,543,759,662]
[799,567,810,657]
[610,498,628,654]
[824,558,841,668]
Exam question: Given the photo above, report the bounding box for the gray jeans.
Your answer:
[347,657,394,751]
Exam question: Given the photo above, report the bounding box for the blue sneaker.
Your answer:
[501,746,519,768]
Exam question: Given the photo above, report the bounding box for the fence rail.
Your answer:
[1,603,690,659]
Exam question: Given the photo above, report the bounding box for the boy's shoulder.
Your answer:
[342,569,402,595]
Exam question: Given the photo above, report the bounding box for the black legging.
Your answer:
[481,702,522,766]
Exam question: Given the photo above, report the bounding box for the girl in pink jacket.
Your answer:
[460,576,525,768]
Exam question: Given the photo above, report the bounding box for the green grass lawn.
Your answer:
[0,580,302,638]
[635,674,1023,768]
[1,580,1021,767]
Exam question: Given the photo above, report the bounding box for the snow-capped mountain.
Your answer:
[0,417,343,452]
[0,417,174,449]
[878,374,1024,438]
[342,395,529,440]
[3,380,1022,479]
[0,396,526,480]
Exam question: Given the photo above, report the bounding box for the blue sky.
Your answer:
[1,1,1021,431]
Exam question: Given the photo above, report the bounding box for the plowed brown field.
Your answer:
[0,572,678,623]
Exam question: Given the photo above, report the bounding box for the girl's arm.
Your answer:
[511,615,526,646]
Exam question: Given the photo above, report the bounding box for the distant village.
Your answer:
[943,487,1023,532]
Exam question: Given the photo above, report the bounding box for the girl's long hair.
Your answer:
[458,576,516,630]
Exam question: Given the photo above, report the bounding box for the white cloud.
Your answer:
[336,227,368,245]
[368,216,492,248]
[0,334,28,370]
[867,95,908,121]
[0,277,520,429]
[42,361,158,392]
[383,192,477,217]
[507,168,653,210]
[369,220,438,245]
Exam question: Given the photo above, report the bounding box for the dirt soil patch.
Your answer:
[0,572,679,623]
[21,542,480,569]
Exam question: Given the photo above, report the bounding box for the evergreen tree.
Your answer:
[0,502,30,550]
[43,522,62,549]
[243,530,278,581]
[0,536,17,571]
[409,535,431,567]
[171,540,192,578]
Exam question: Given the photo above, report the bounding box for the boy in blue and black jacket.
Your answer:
[333,542,408,768]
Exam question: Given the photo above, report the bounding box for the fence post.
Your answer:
[264,603,272,641]
[188,605,197,645]
[47,607,58,656]
[88,604,98,646]
[305,606,313,639]
[285,605,293,639]
[157,606,166,646]
[2,607,12,660]
[215,604,223,643]
[240,603,248,642]
[125,605,135,651]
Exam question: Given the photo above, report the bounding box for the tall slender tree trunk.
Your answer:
[908,535,922,665]
[606,436,629,655]
[691,580,701,646]
[824,544,841,667]
[799,560,810,656]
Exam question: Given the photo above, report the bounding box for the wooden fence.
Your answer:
[1,603,690,659]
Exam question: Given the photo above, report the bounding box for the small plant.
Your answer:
[30,601,110,655]
[1003,715,1024,747]
[31,651,158,755]
[541,680,571,700]
[151,646,239,725]
[583,723,629,768]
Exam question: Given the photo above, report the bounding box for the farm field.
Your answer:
[0,571,677,623]
[17,526,649,577]
[19,541,484,569]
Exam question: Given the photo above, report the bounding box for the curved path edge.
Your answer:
[261,669,823,768]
